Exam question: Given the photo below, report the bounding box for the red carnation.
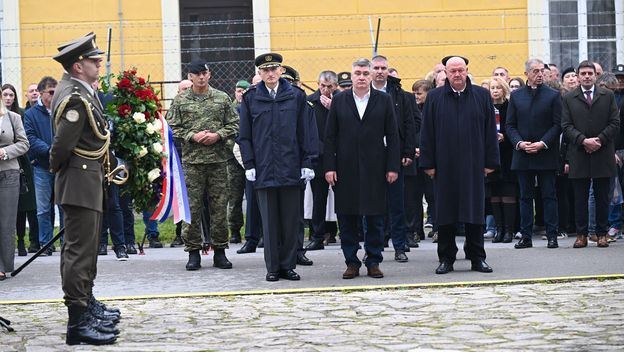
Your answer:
[138,77,146,85]
[117,104,132,117]
[117,78,133,91]
[130,69,137,75]
[144,110,151,120]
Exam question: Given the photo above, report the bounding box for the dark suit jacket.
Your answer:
[562,86,620,179]
[506,84,562,170]
[324,89,400,215]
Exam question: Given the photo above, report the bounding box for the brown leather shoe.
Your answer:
[342,265,360,279]
[597,236,609,247]
[573,234,588,248]
[367,265,384,278]
[589,234,598,243]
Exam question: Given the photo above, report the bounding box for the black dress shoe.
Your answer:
[229,232,242,244]
[435,261,454,274]
[237,241,257,254]
[186,250,201,271]
[404,244,411,252]
[514,237,533,249]
[27,244,40,253]
[407,237,420,248]
[394,251,408,262]
[170,236,184,248]
[266,272,279,281]
[305,239,324,250]
[471,259,493,273]
[278,269,300,280]
[257,237,264,248]
[297,252,313,266]
[126,243,138,255]
[547,237,559,248]
[98,244,107,256]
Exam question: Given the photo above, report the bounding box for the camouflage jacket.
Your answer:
[169,86,239,164]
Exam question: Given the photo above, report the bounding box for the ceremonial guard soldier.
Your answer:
[50,33,123,345]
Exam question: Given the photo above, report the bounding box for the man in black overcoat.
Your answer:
[506,58,562,249]
[324,58,400,279]
[419,56,500,274]
[562,60,620,248]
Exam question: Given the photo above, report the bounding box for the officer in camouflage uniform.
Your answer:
[169,59,239,271]
[226,80,250,243]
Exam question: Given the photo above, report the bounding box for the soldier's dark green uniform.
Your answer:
[226,99,246,240]
[168,69,239,257]
[50,33,119,345]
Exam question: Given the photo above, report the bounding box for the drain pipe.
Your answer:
[118,0,125,70]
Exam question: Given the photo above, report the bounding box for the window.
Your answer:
[548,0,621,70]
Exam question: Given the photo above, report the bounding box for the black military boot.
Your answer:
[492,227,505,243]
[89,295,121,315]
[407,233,420,248]
[170,235,184,247]
[88,297,120,324]
[213,248,233,269]
[66,306,117,345]
[186,250,201,270]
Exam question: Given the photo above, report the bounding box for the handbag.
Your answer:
[6,113,29,194]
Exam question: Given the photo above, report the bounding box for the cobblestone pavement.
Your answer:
[2,278,623,351]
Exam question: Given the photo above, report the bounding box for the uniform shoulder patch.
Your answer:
[65,109,80,122]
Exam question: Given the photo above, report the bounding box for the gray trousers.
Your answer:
[256,186,300,273]
[0,169,19,273]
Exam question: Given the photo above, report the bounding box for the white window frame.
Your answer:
[528,0,623,66]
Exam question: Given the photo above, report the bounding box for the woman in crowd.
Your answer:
[0,93,30,280]
[508,77,525,92]
[486,77,517,243]
[561,67,579,93]
[2,84,37,256]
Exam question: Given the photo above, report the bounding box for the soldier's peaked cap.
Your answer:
[255,53,282,69]
[613,64,624,76]
[281,65,299,82]
[188,59,210,74]
[337,72,352,87]
[53,32,104,67]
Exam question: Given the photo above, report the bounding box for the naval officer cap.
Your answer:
[188,59,210,74]
[255,53,283,69]
[613,64,624,76]
[337,72,352,87]
[53,32,104,68]
[441,55,469,66]
[281,65,300,82]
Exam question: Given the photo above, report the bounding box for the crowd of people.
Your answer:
[1,30,624,345]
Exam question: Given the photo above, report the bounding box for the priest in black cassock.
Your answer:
[419,56,500,274]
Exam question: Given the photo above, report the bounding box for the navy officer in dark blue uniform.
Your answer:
[238,53,318,281]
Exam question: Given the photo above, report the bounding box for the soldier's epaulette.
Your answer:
[242,85,257,97]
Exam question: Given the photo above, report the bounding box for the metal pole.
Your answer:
[373,17,381,56]
[106,26,112,88]
[368,16,375,56]
[118,0,124,70]
[11,228,65,277]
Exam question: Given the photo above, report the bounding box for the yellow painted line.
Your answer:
[2,273,623,305]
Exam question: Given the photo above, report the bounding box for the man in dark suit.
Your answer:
[306,70,338,251]
[371,55,417,262]
[419,56,499,275]
[506,58,562,249]
[50,33,120,345]
[562,60,620,248]
[238,53,318,282]
[324,58,400,279]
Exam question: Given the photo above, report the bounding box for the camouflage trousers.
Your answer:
[182,162,229,251]
[227,158,246,234]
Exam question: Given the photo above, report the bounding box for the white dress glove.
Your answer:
[300,168,315,182]
[245,168,256,182]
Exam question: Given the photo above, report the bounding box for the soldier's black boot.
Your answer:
[186,250,201,271]
[213,248,233,269]
[492,227,505,243]
[66,306,117,345]
[89,295,121,315]
[88,297,120,324]
[406,233,420,248]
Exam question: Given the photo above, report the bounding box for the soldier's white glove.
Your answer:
[301,168,315,182]
[245,168,256,182]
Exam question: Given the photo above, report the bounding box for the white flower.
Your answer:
[147,168,161,182]
[145,123,156,135]
[152,119,162,131]
[152,142,163,154]
[138,146,148,158]
[132,112,146,124]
